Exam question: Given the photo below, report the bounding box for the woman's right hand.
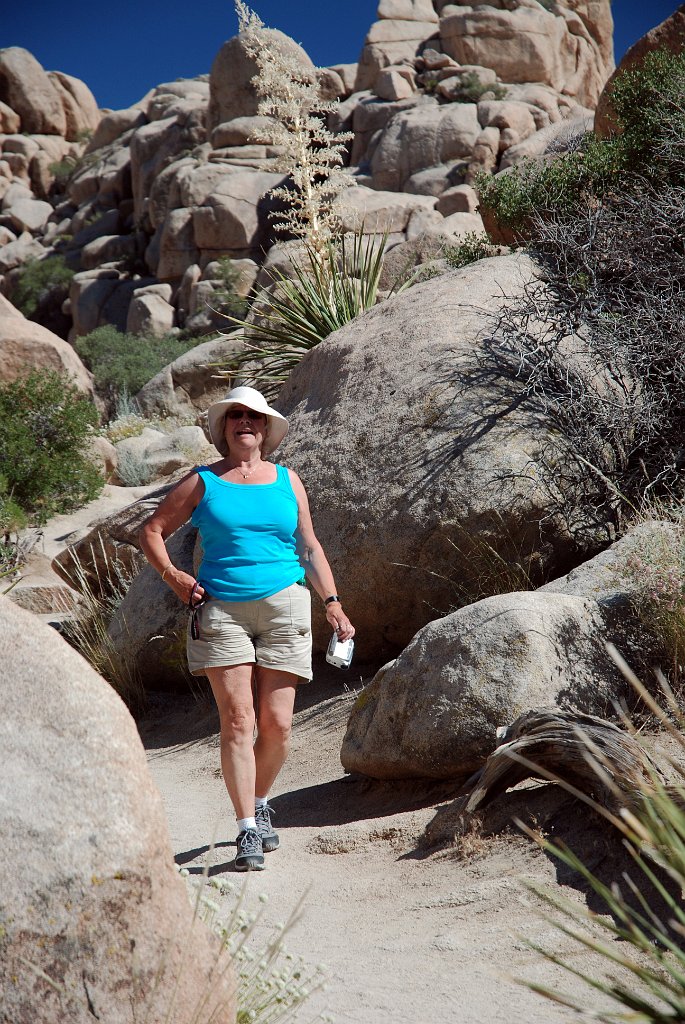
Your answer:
[164,567,205,606]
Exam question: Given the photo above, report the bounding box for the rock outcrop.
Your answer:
[275,252,602,662]
[0,293,94,392]
[0,596,234,1022]
[0,5,615,343]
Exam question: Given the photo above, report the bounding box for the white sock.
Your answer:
[238,816,257,832]
[255,796,268,808]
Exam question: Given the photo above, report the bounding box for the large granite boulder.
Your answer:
[275,252,601,662]
[439,2,613,108]
[340,590,629,780]
[47,70,100,141]
[135,332,246,418]
[0,47,67,136]
[130,111,206,222]
[0,597,234,1022]
[192,169,285,257]
[0,294,94,394]
[208,30,314,132]
[370,98,480,191]
[336,184,436,232]
[356,13,439,91]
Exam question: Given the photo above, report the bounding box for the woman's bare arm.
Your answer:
[289,469,355,640]
[139,471,205,605]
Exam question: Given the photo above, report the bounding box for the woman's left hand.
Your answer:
[325,603,355,642]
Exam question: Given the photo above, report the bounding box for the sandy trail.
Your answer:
[142,663,625,1024]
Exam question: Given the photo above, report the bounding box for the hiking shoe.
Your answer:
[235,828,265,871]
[255,803,280,853]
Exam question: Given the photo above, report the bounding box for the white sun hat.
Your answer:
[206,386,289,456]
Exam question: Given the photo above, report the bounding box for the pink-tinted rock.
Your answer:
[0,293,94,394]
[0,48,66,135]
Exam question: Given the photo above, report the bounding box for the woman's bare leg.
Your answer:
[253,667,298,797]
[205,663,257,820]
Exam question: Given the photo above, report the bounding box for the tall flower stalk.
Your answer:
[235,0,353,256]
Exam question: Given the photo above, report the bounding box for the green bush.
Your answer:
[450,72,506,104]
[443,232,500,270]
[74,325,200,398]
[477,49,685,231]
[11,255,74,319]
[477,135,627,230]
[0,370,102,524]
[213,257,249,320]
[0,473,27,575]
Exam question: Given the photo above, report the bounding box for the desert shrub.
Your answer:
[74,325,199,399]
[11,255,74,319]
[477,135,627,231]
[0,474,27,576]
[48,135,96,191]
[187,873,330,1024]
[622,508,685,684]
[60,544,144,712]
[221,227,411,398]
[481,54,685,543]
[478,50,685,231]
[0,370,101,524]
[212,257,249,320]
[449,72,506,103]
[443,232,499,270]
[114,448,154,487]
[488,179,685,543]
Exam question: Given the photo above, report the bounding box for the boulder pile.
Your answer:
[0,2,613,344]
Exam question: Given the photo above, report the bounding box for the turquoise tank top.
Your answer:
[191,465,303,601]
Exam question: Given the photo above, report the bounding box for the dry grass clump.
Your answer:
[518,648,685,1022]
[59,541,144,712]
[620,503,685,687]
[182,868,331,1024]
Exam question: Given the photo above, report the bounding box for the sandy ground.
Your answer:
[141,662,644,1024]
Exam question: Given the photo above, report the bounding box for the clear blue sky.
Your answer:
[1,1,681,111]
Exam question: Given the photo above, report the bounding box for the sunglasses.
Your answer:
[226,409,265,420]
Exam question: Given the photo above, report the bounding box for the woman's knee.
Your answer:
[257,709,292,744]
[218,703,255,740]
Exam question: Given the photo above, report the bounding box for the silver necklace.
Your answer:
[230,461,261,480]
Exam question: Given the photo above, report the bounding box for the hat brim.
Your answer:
[207,389,288,457]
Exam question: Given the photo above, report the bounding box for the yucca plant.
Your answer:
[219,228,413,397]
[519,646,685,1022]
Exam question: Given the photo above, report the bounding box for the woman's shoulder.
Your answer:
[283,465,306,496]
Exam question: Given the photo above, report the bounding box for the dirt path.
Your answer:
[142,666,624,1024]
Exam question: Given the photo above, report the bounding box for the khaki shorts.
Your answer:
[186,582,312,681]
